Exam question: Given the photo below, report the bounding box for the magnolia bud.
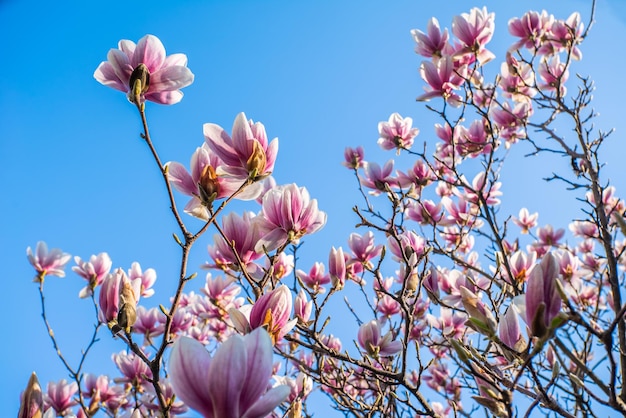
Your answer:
[117,281,138,333]
[246,140,267,180]
[128,63,150,103]
[198,164,219,205]
[18,373,43,418]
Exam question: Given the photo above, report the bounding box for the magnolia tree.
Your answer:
[19,3,626,418]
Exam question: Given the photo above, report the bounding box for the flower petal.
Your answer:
[169,337,213,417]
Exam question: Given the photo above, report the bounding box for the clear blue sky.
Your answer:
[2,0,626,415]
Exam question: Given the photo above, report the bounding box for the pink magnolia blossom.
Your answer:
[538,55,569,96]
[112,351,152,385]
[348,231,383,269]
[506,250,537,284]
[169,328,290,418]
[328,246,346,289]
[27,241,71,281]
[405,199,445,225]
[94,34,194,105]
[513,208,539,233]
[416,56,465,106]
[360,160,398,195]
[342,146,365,169]
[82,374,127,414]
[73,252,112,298]
[491,101,532,145]
[499,54,536,102]
[396,160,437,193]
[127,262,156,298]
[248,285,296,344]
[98,268,141,328]
[499,305,524,351]
[167,145,258,220]
[44,379,78,415]
[357,320,402,357]
[206,211,264,274]
[543,13,584,60]
[296,262,331,293]
[388,231,426,264]
[255,184,327,252]
[204,112,278,182]
[463,172,502,206]
[133,306,164,345]
[508,10,555,51]
[411,17,450,58]
[451,7,496,64]
[259,251,294,282]
[429,308,468,340]
[377,113,420,153]
[525,253,563,338]
[454,119,494,158]
[274,373,313,402]
[294,289,312,324]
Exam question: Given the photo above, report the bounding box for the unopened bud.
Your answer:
[18,372,43,418]
[246,140,267,180]
[129,63,150,104]
[198,165,219,205]
[117,281,138,333]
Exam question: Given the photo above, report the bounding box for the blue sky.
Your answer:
[2,0,626,415]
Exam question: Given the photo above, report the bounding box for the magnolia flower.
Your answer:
[411,17,450,58]
[204,112,278,182]
[342,146,365,169]
[167,145,259,220]
[357,320,402,357]
[94,34,194,104]
[98,268,141,332]
[72,252,112,298]
[27,241,71,282]
[248,285,296,344]
[525,252,564,338]
[416,56,465,106]
[294,289,312,324]
[206,212,264,274]
[451,7,495,64]
[169,328,290,418]
[255,184,327,253]
[499,305,525,351]
[44,379,78,415]
[328,246,346,289]
[377,113,419,153]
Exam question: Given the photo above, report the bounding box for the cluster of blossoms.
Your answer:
[21,5,626,418]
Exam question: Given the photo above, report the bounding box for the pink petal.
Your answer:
[208,335,246,418]
[166,162,196,196]
[132,34,166,71]
[240,329,274,412]
[169,337,213,417]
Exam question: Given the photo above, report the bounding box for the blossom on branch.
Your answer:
[255,184,327,252]
[169,328,290,417]
[377,113,420,154]
[94,34,194,105]
[204,112,278,182]
[27,241,71,282]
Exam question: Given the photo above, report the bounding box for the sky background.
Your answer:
[2,0,626,415]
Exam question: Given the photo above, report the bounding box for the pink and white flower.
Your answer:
[94,34,194,105]
[255,184,327,252]
[169,328,290,418]
[204,112,278,182]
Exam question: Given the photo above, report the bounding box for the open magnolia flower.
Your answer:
[94,34,194,104]
[169,328,290,418]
